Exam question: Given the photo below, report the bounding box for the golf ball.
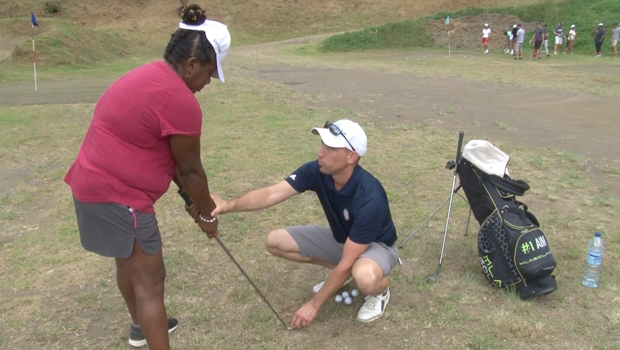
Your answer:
[344,296,353,305]
[341,291,349,298]
[351,289,359,297]
[335,295,343,303]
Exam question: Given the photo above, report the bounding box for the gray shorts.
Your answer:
[287,225,400,276]
[72,196,161,258]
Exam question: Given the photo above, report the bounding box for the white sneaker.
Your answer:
[356,287,390,322]
[312,270,353,294]
[510,50,514,54]
[484,50,488,53]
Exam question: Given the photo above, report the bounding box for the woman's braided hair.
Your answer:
[164,4,215,66]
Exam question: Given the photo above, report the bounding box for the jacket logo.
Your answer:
[343,208,349,221]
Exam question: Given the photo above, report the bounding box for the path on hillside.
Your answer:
[1,37,619,196]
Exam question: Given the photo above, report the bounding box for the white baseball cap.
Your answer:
[598,22,604,27]
[179,19,231,82]
[571,24,576,28]
[311,119,368,156]
[484,23,489,26]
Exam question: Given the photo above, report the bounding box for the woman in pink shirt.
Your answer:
[64,4,229,349]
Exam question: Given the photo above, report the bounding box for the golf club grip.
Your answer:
[454,131,465,172]
[175,187,290,329]
[177,188,192,206]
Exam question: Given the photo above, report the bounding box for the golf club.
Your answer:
[426,131,464,284]
[177,187,290,330]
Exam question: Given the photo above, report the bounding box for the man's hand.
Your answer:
[290,301,319,330]
[210,194,229,217]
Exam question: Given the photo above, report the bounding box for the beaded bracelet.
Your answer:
[199,215,217,223]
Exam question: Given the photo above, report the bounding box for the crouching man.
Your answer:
[210,119,399,329]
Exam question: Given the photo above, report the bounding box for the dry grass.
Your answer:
[1,0,548,48]
[1,56,620,349]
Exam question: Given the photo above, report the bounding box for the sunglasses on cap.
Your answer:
[324,121,355,152]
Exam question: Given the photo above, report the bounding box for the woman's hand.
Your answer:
[196,217,218,239]
[185,203,200,220]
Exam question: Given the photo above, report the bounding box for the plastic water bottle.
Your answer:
[582,232,604,288]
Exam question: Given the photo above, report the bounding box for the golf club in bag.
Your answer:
[177,187,290,330]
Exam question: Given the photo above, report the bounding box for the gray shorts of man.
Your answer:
[287,225,400,275]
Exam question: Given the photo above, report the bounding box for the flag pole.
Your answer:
[32,21,37,92]
[446,16,451,59]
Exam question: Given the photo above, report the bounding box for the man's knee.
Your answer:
[352,259,384,294]
[265,229,293,256]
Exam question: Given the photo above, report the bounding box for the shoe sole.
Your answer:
[356,291,390,323]
[128,324,179,348]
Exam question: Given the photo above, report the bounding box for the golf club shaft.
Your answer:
[177,188,289,330]
[435,131,464,276]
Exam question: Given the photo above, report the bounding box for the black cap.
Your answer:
[560,21,563,25]
[614,22,618,25]
[536,21,541,24]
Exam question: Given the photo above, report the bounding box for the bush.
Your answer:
[319,20,433,52]
[43,2,61,14]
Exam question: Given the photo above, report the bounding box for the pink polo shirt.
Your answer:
[64,61,202,213]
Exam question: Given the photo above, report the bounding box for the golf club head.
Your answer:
[425,274,439,284]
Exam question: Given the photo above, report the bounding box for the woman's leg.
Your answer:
[116,242,169,350]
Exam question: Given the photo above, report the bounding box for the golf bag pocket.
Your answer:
[514,226,555,281]
[478,211,521,288]
[478,209,557,298]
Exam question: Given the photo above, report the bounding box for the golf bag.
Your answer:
[458,140,557,299]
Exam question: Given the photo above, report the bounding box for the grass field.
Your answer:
[1,43,620,349]
[2,0,620,349]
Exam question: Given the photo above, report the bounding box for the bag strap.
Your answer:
[503,202,540,227]
[488,175,530,196]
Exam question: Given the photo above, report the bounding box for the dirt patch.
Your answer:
[252,64,620,197]
[0,78,114,105]
[0,39,23,61]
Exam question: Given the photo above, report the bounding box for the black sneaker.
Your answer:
[128,317,179,348]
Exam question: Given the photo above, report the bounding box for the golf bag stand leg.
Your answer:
[426,131,464,284]
[398,196,449,249]
[464,207,472,236]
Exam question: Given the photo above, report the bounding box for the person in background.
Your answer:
[64,4,230,349]
[505,27,514,53]
[511,24,518,55]
[514,24,525,59]
[554,21,564,54]
[564,24,577,54]
[595,23,606,57]
[612,22,619,57]
[482,23,492,53]
[529,22,544,59]
[542,24,550,56]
